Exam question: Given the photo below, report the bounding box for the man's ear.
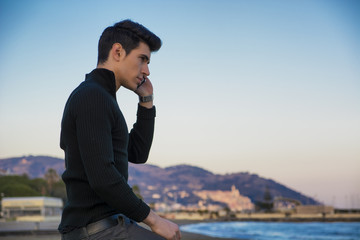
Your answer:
[111,43,125,62]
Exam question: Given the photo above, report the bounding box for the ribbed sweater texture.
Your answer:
[58,68,155,233]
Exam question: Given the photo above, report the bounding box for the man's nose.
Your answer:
[142,64,150,76]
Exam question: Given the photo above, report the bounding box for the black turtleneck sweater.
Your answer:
[58,68,154,233]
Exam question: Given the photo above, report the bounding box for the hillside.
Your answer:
[127,164,318,205]
[0,156,318,206]
[0,156,65,178]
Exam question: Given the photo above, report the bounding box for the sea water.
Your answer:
[180,221,360,240]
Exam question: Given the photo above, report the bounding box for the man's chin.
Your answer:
[122,85,137,92]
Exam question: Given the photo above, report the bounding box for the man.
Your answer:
[59,19,181,240]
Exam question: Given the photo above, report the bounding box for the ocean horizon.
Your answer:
[180,221,360,240]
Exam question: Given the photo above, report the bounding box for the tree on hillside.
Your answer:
[44,168,60,195]
[255,185,274,212]
[52,180,67,203]
[0,183,40,197]
[0,175,31,186]
[29,178,47,195]
[132,185,143,200]
[0,175,42,197]
[0,171,67,201]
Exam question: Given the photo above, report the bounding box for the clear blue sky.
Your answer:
[0,0,359,208]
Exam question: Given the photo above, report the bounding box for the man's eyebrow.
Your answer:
[140,54,150,63]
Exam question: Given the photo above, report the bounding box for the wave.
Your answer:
[180,221,360,240]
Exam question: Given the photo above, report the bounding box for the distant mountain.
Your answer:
[0,156,65,178]
[127,164,318,206]
[0,155,318,205]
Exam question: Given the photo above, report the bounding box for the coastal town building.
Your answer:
[1,196,63,221]
[296,205,334,214]
[273,197,301,212]
[193,185,254,212]
[0,168,12,176]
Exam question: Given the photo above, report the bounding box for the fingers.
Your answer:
[145,212,181,240]
[135,77,153,96]
[170,229,181,240]
[176,230,181,240]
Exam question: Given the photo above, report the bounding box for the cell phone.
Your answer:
[137,77,146,89]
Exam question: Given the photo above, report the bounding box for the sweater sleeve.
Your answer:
[128,104,156,164]
[73,89,150,222]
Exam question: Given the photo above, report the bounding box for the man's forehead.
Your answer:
[137,42,151,54]
[135,42,151,60]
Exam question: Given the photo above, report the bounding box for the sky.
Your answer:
[0,0,359,208]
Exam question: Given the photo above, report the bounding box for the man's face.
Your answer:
[117,42,151,91]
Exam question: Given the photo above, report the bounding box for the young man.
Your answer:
[59,20,181,240]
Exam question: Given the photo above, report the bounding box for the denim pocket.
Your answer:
[90,220,128,240]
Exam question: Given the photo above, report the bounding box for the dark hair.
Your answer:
[97,19,162,64]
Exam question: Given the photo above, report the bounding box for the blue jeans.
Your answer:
[61,214,165,240]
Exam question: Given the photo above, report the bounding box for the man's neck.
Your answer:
[96,64,120,91]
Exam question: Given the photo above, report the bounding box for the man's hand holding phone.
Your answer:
[137,77,147,90]
[135,77,154,109]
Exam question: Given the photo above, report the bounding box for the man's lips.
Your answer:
[136,77,146,90]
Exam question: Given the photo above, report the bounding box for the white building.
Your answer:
[193,185,254,212]
[1,196,63,221]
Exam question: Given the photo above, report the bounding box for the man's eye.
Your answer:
[140,56,149,63]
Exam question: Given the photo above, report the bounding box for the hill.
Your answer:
[0,156,65,178]
[127,164,318,206]
[0,156,318,206]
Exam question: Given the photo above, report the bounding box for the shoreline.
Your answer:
[177,220,240,240]
[163,212,360,223]
[1,215,359,240]
[0,220,239,240]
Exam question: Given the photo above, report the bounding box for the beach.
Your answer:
[2,213,359,240]
[0,233,236,240]
[0,220,239,240]
[177,219,239,240]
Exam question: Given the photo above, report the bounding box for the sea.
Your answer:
[180,221,360,240]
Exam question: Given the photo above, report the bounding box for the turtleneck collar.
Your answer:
[85,68,117,99]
